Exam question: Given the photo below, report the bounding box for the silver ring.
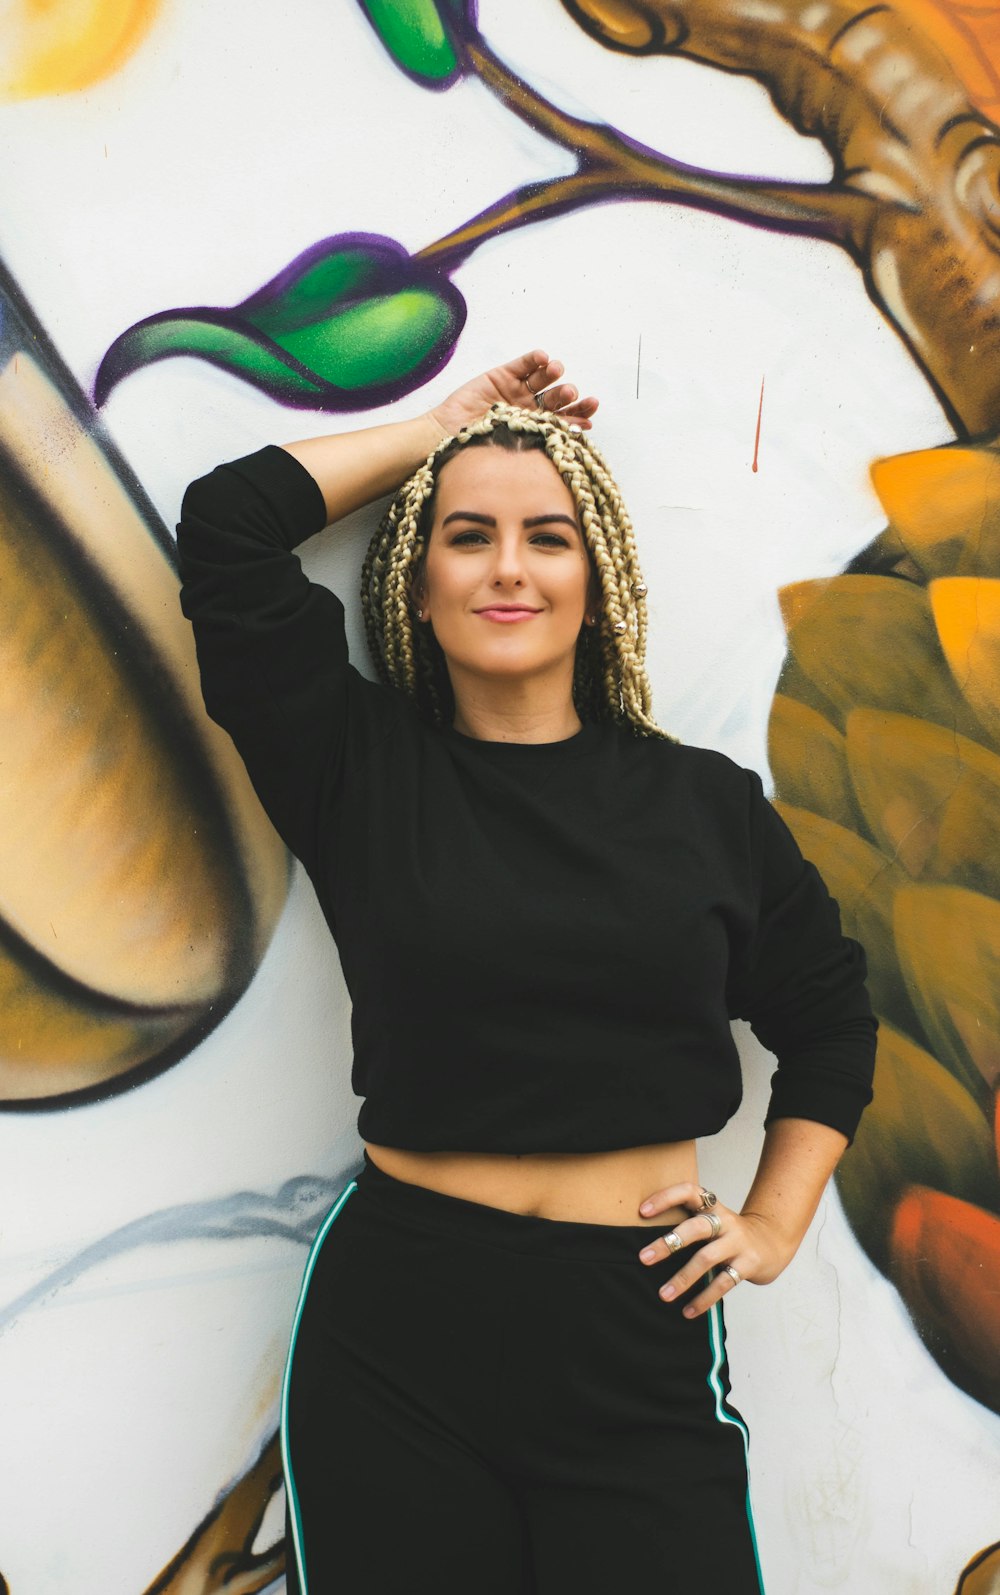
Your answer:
[662,1230,682,1254]
[525,378,547,410]
[723,1264,742,1287]
[697,1187,717,1211]
[703,1211,722,1240]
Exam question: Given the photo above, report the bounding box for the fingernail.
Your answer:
[640,1247,657,1263]
[683,1306,697,1318]
[639,1201,654,1214]
[660,1285,676,1301]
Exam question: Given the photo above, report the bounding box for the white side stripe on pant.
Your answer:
[280,1177,360,1595]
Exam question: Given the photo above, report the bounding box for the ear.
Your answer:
[409,557,428,621]
[585,566,602,624]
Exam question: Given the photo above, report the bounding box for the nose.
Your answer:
[490,532,527,589]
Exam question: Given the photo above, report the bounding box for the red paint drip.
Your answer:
[752,375,765,473]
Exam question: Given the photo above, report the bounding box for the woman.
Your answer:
[176,350,877,1595]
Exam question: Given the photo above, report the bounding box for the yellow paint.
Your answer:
[845,707,1000,895]
[3,0,164,100]
[931,577,1000,745]
[870,442,1000,580]
[0,451,233,1006]
[0,352,288,961]
[835,1019,997,1273]
[779,573,984,742]
[772,801,900,949]
[0,950,194,1100]
[771,800,919,1040]
[773,437,1000,1438]
[894,882,1000,1095]
[0,352,288,1100]
[766,693,861,832]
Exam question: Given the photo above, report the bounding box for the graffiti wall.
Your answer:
[1,1,999,1590]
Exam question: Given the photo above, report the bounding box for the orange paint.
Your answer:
[923,0,1000,115]
[871,443,1000,561]
[752,375,764,473]
[891,1185,1000,1398]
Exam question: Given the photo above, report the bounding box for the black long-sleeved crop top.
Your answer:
[175,443,878,1153]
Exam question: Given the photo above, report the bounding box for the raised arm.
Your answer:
[276,348,598,524]
[176,442,368,880]
[175,351,597,877]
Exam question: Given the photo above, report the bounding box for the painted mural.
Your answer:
[3,1,1000,1591]
[0,263,289,1107]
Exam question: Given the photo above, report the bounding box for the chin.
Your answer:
[476,639,575,670]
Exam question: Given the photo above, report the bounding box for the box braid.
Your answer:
[360,402,675,740]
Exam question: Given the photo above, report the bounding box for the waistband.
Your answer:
[354,1150,685,1264]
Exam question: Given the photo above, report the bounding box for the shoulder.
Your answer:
[616,726,756,796]
[605,727,760,840]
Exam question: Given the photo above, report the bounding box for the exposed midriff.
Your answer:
[363,1139,697,1228]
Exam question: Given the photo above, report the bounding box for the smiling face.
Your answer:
[411,443,599,707]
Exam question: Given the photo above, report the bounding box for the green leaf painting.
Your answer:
[355,0,476,87]
[94,235,467,411]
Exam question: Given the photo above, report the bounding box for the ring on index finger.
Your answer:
[697,1187,717,1210]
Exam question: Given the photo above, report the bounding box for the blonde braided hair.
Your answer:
[360,402,675,740]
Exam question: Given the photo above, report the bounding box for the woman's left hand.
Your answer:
[428,349,599,438]
[635,1182,800,1318]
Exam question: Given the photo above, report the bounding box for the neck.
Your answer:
[450,674,583,745]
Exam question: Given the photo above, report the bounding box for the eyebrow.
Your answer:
[441,511,579,530]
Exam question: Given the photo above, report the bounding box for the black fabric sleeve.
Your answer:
[175,443,401,878]
[727,768,878,1144]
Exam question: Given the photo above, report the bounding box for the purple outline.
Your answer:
[235,231,418,314]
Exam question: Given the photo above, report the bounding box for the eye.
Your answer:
[449,530,489,546]
[530,533,571,548]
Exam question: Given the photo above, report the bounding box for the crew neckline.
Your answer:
[441,719,604,758]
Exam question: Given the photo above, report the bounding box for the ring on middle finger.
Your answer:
[703,1211,722,1240]
[662,1230,682,1253]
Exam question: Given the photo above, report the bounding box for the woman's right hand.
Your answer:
[427,349,600,439]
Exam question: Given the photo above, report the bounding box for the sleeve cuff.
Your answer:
[763,1035,877,1146]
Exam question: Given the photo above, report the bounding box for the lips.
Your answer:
[475,606,541,621]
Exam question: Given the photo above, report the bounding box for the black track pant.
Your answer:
[281,1151,765,1594]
